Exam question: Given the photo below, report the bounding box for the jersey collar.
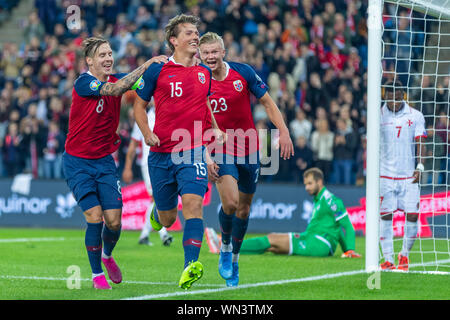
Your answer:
[212,61,230,81]
[87,70,109,82]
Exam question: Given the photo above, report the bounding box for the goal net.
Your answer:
[367,0,450,273]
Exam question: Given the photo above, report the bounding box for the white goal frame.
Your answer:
[365,0,450,272]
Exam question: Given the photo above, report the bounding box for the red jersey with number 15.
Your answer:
[136,58,211,153]
[65,72,127,159]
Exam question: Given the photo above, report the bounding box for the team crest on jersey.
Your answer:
[198,72,206,84]
[233,80,243,92]
[90,80,101,91]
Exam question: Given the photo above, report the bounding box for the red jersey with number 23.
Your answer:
[207,61,268,156]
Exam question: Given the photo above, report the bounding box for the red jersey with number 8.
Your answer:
[65,72,126,159]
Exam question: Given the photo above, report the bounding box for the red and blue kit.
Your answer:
[62,72,126,212]
[136,59,212,211]
[65,72,126,159]
[207,61,268,157]
[137,59,212,153]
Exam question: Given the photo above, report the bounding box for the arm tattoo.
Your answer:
[100,63,148,96]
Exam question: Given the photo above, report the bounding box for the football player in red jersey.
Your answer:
[63,37,167,289]
[199,32,294,287]
[133,15,225,289]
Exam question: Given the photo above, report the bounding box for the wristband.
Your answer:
[416,163,424,172]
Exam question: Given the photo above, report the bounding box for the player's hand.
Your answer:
[207,161,220,182]
[341,250,361,258]
[214,128,227,145]
[144,131,160,147]
[122,168,133,184]
[146,55,168,68]
[412,170,420,183]
[278,130,294,160]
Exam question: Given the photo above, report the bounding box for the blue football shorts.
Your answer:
[148,146,209,211]
[62,152,122,212]
[213,152,260,194]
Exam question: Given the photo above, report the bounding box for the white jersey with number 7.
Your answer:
[380,102,427,178]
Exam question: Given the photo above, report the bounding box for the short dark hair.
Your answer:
[164,14,200,53]
[303,167,324,182]
[82,37,109,58]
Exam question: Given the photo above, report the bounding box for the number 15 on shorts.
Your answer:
[194,162,207,179]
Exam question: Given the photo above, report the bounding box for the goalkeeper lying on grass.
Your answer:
[239,167,361,258]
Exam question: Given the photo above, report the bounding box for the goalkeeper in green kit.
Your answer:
[239,168,361,258]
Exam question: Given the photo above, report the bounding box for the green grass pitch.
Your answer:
[0,228,448,300]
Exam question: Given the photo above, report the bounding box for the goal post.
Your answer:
[366,0,450,272]
[366,0,383,273]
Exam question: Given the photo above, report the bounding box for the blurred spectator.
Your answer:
[331,118,359,185]
[310,119,334,183]
[43,120,64,179]
[289,108,312,141]
[23,11,45,43]
[20,103,46,178]
[291,135,313,183]
[2,122,22,177]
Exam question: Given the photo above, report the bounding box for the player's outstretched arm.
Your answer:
[100,55,168,96]
[258,92,294,160]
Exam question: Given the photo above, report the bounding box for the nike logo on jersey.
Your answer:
[168,75,176,78]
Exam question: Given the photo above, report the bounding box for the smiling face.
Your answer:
[170,23,199,56]
[199,40,225,72]
[86,42,114,79]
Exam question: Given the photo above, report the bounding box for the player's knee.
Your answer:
[159,209,178,227]
[223,198,239,215]
[105,220,121,231]
[236,203,251,219]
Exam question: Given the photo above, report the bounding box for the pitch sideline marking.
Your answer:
[122,258,450,300]
[0,275,224,288]
[0,237,66,243]
[122,269,366,300]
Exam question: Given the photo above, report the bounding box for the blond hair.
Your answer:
[199,32,225,49]
[82,37,109,58]
[164,14,200,53]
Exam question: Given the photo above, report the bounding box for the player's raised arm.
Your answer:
[100,55,168,96]
[258,92,294,160]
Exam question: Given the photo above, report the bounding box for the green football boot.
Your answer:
[178,261,204,290]
[149,205,162,231]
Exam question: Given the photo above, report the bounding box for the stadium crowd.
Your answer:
[0,0,448,185]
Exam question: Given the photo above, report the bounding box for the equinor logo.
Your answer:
[0,194,52,216]
[249,199,297,220]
